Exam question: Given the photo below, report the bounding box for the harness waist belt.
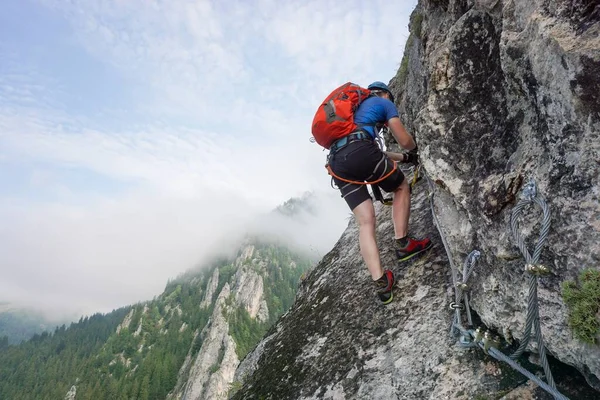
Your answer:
[330,131,372,152]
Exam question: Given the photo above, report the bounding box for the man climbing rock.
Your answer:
[325,81,432,304]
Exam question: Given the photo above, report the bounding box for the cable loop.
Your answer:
[423,172,566,399]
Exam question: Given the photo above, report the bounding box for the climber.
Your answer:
[327,81,432,304]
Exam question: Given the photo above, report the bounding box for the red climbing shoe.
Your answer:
[376,269,395,305]
[395,237,433,262]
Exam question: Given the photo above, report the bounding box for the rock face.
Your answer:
[391,0,600,389]
[232,0,599,398]
[64,385,76,400]
[201,269,219,309]
[233,268,269,323]
[178,284,240,400]
[233,192,524,399]
[171,244,302,400]
[232,245,270,322]
[116,309,134,334]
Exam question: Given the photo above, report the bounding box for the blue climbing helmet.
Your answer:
[368,81,395,103]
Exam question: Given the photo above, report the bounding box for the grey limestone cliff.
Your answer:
[171,243,302,400]
[391,0,600,390]
[179,284,239,400]
[201,269,220,309]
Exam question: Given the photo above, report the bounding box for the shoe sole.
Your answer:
[378,273,396,305]
[396,242,433,262]
[380,292,393,305]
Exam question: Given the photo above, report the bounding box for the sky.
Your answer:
[0,0,418,320]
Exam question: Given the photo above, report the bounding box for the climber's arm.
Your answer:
[387,117,416,151]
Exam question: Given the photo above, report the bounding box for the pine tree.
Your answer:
[139,375,150,400]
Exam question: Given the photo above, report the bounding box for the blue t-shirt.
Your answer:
[353,96,399,138]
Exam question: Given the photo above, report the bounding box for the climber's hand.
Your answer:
[404,152,419,165]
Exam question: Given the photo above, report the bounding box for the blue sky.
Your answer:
[0,0,417,318]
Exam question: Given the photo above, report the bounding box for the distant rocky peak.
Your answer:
[274,191,317,218]
[236,245,255,265]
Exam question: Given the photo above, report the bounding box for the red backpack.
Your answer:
[311,82,371,149]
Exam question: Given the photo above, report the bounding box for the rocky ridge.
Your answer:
[171,243,311,400]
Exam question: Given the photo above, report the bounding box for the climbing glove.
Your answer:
[403,152,419,165]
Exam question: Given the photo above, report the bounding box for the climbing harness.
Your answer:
[326,161,398,186]
[329,125,423,205]
[326,127,395,204]
[326,128,400,189]
[326,122,423,206]
[370,164,421,206]
[423,172,569,400]
[372,184,393,205]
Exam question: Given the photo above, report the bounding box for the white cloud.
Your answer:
[0,188,350,316]
[38,0,415,117]
[0,190,256,315]
[0,110,327,201]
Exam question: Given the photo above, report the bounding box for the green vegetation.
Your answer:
[397,48,410,87]
[208,363,220,374]
[0,309,131,399]
[260,243,312,323]
[0,274,212,400]
[218,263,237,291]
[0,240,312,399]
[228,380,243,398]
[229,306,266,359]
[395,32,416,88]
[562,269,600,344]
[209,343,226,374]
[411,12,423,39]
[395,11,423,88]
[275,192,315,217]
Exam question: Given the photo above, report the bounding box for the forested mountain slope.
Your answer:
[0,240,311,400]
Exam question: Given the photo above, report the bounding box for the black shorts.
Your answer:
[328,140,405,210]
